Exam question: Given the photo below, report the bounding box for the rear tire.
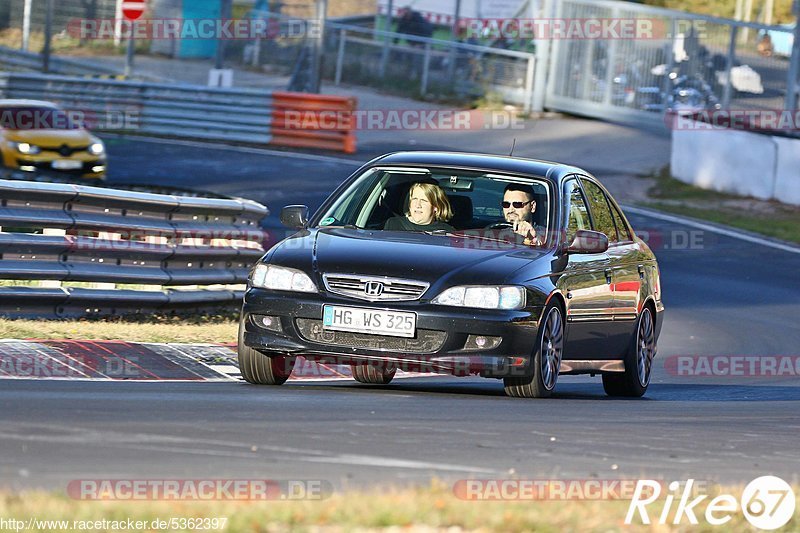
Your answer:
[603,306,656,397]
[238,318,295,385]
[351,363,396,384]
[504,303,563,398]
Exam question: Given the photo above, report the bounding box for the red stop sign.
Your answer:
[122,0,146,21]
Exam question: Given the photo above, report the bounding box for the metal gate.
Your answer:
[544,0,796,129]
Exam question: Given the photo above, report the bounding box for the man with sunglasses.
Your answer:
[500,183,542,246]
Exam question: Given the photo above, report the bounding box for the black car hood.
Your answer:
[270,228,548,287]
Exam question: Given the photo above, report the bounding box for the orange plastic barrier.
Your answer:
[271,91,357,154]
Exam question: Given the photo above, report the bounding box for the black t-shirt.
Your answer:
[383,216,455,232]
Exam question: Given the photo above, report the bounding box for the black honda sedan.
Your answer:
[239,152,663,398]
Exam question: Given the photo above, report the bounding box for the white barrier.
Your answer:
[671,122,800,206]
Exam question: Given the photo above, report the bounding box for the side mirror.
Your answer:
[280,205,309,229]
[567,229,609,254]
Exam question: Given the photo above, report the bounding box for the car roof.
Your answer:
[368,151,586,183]
[0,99,60,108]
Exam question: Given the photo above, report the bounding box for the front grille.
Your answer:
[40,145,89,156]
[296,318,446,353]
[322,273,428,302]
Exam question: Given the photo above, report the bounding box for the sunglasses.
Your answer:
[502,200,533,209]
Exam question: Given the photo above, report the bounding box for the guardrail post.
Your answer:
[335,28,346,85]
[721,25,738,109]
[420,42,431,96]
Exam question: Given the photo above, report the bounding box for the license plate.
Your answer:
[322,305,416,338]
[52,159,82,170]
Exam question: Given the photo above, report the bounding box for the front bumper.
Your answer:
[14,156,107,179]
[242,288,543,378]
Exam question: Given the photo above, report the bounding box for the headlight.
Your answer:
[88,141,105,156]
[431,285,525,310]
[250,264,316,293]
[11,142,41,155]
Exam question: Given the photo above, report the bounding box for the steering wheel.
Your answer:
[485,221,514,230]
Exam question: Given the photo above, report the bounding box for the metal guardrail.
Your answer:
[0,179,269,318]
[0,72,274,145]
[0,46,122,77]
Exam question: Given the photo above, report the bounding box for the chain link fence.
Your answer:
[1,0,797,123]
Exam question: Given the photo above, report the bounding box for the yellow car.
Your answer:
[0,99,107,180]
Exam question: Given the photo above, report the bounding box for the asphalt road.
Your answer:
[2,139,800,493]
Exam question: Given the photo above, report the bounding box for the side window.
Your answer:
[564,179,591,245]
[609,201,633,242]
[580,179,617,242]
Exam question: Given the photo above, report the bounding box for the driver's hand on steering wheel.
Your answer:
[511,220,536,239]
[513,220,540,245]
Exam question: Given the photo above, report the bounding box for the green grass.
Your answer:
[0,314,237,343]
[1,482,797,532]
[643,168,800,244]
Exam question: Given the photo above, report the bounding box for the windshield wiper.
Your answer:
[318,224,363,230]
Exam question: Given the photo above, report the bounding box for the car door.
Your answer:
[560,177,614,359]
[579,177,638,356]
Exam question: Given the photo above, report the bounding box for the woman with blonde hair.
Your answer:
[384,182,455,232]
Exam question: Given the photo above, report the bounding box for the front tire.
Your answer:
[351,363,396,384]
[603,306,656,397]
[504,304,563,398]
[237,318,295,385]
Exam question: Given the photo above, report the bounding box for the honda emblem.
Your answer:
[364,281,384,297]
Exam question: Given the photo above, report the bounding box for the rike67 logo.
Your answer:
[626,476,795,529]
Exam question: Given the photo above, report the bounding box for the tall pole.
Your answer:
[216,0,233,69]
[379,0,394,77]
[22,0,32,51]
[741,0,754,43]
[784,1,800,111]
[125,23,135,77]
[531,0,551,112]
[310,0,327,92]
[446,0,462,80]
[42,0,54,73]
[763,0,775,25]
[114,0,124,46]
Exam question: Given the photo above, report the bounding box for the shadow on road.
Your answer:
[276,379,800,402]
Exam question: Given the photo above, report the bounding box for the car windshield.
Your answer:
[0,106,81,130]
[315,167,552,247]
